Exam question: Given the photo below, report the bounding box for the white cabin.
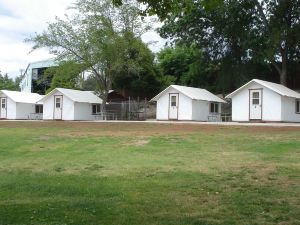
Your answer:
[151,85,226,121]
[39,88,102,120]
[0,90,43,120]
[226,79,300,122]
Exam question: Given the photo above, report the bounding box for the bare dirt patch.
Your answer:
[123,137,150,147]
[32,135,51,141]
[134,139,149,146]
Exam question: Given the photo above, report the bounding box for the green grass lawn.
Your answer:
[0,121,299,225]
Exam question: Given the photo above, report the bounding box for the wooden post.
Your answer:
[128,97,131,120]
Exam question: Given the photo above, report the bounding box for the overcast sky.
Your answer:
[0,0,165,79]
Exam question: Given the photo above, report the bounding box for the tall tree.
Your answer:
[27,0,150,110]
[113,32,161,98]
[252,0,300,85]
[157,44,225,92]
[160,0,300,86]
[114,0,300,86]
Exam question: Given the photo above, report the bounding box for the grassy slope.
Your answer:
[0,122,299,225]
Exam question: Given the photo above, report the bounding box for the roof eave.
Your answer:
[225,79,256,99]
[192,98,226,103]
[38,88,60,102]
[150,85,174,102]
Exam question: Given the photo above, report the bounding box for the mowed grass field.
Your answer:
[0,122,299,225]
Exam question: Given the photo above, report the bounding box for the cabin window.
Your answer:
[55,98,61,108]
[210,102,219,113]
[35,105,43,114]
[171,96,177,107]
[92,104,101,114]
[252,92,260,105]
[1,99,6,109]
[296,99,300,114]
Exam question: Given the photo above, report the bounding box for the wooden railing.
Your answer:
[221,114,232,122]
[208,114,232,122]
[29,113,43,120]
[93,112,118,120]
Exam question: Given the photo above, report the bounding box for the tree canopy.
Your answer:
[43,61,86,93]
[158,0,300,87]
[161,0,300,85]
[113,32,161,98]
[27,0,300,99]
[0,71,21,91]
[114,0,300,89]
[112,0,183,19]
[27,0,158,109]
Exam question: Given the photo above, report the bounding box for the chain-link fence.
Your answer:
[95,99,154,121]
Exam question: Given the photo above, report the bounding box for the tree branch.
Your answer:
[254,0,270,31]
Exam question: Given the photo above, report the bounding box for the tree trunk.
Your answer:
[280,47,287,86]
[280,65,287,86]
[101,91,108,113]
[272,46,288,86]
[255,1,288,86]
[272,61,287,87]
[91,69,112,114]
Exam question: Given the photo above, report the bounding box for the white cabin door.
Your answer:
[169,93,179,120]
[0,98,7,119]
[54,96,63,120]
[249,89,262,120]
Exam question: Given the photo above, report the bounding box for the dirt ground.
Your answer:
[1,121,300,137]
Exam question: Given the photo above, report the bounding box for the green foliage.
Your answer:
[82,34,162,98]
[157,0,300,87]
[112,0,187,20]
[157,44,221,92]
[82,75,97,91]
[44,61,86,93]
[0,71,21,91]
[33,68,53,95]
[27,0,154,108]
[113,32,161,97]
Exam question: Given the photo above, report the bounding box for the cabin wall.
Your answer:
[43,95,54,120]
[156,88,172,120]
[281,96,300,122]
[192,100,210,121]
[261,88,281,121]
[74,102,95,121]
[231,87,250,122]
[61,97,74,120]
[178,93,192,120]
[15,103,36,119]
[6,97,16,119]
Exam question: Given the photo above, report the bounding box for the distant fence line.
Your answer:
[96,99,152,121]
[29,99,232,122]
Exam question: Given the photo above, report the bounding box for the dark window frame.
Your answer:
[296,99,300,114]
[35,104,43,114]
[92,104,101,115]
[210,102,219,114]
[1,99,6,109]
